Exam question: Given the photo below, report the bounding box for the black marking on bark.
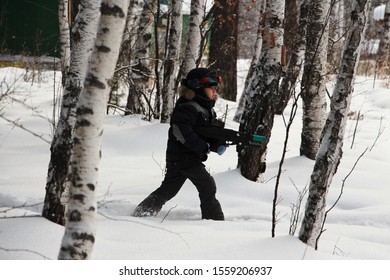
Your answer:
[73,194,85,203]
[61,246,88,259]
[69,209,82,222]
[77,106,94,115]
[87,183,95,191]
[100,3,125,18]
[86,73,106,89]
[72,232,95,243]
[88,206,95,212]
[97,45,111,53]
[78,118,91,127]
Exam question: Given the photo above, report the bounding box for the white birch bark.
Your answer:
[58,0,129,259]
[299,0,370,248]
[300,0,331,160]
[327,0,346,74]
[234,0,266,123]
[275,0,309,114]
[43,0,100,226]
[125,0,157,115]
[58,0,71,85]
[181,0,205,76]
[378,1,390,67]
[134,0,156,68]
[161,0,183,123]
[116,0,144,68]
[124,0,144,50]
[238,0,285,181]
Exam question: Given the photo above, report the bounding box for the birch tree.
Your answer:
[125,0,156,115]
[327,0,346,74]
[234,0,266,122]
[300,0,331,160]
[160,0,183,123]
[58,0,71,86]
[120,0,144,66]
[275,0,310,114]
[58,0,129,259]
[238,0,285,181]
[299,0,370,248]
[42,0,100,226]
[378,1,390,70]
[181,0,205,77]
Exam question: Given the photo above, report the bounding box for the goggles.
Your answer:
[185,75,223,89]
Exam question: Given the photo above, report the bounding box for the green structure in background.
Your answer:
[0,0,60,57]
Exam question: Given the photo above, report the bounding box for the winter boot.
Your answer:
[131,194,165,217]
[201,199,224,221]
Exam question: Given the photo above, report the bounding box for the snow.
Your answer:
[365,39,380,55]
[373,4,386,21]
[167,0,214,15]
[1,63,390,277]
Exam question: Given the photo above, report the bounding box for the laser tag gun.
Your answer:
[195,121,265,147]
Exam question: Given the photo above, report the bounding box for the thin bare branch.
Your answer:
[0,115,51,144]
[0,246,51,260]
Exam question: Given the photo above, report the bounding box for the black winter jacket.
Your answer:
[166,92,217,167]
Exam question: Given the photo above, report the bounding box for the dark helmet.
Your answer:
[182,68,222,90]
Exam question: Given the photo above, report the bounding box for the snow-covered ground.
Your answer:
[1,64,389,278]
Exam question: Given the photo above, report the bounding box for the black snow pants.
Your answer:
[131,163,224,221]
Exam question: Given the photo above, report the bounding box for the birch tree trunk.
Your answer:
[118,0,144,66]
[133,0,156,69]
[160,0,183,123]
[234,0,266,122]
[126,0,156,115]
[378,1,390,71]
[58,0,71,86]
[299,0,331,160]
[238,0,285,182]
[275,0,309,114]
[299,0,370,248]
[58,0,129,259]
[181,0,205,77]
[327,0,346,74]
[42,0,100,226]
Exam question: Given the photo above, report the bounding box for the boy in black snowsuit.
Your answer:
[131,68,227,220]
